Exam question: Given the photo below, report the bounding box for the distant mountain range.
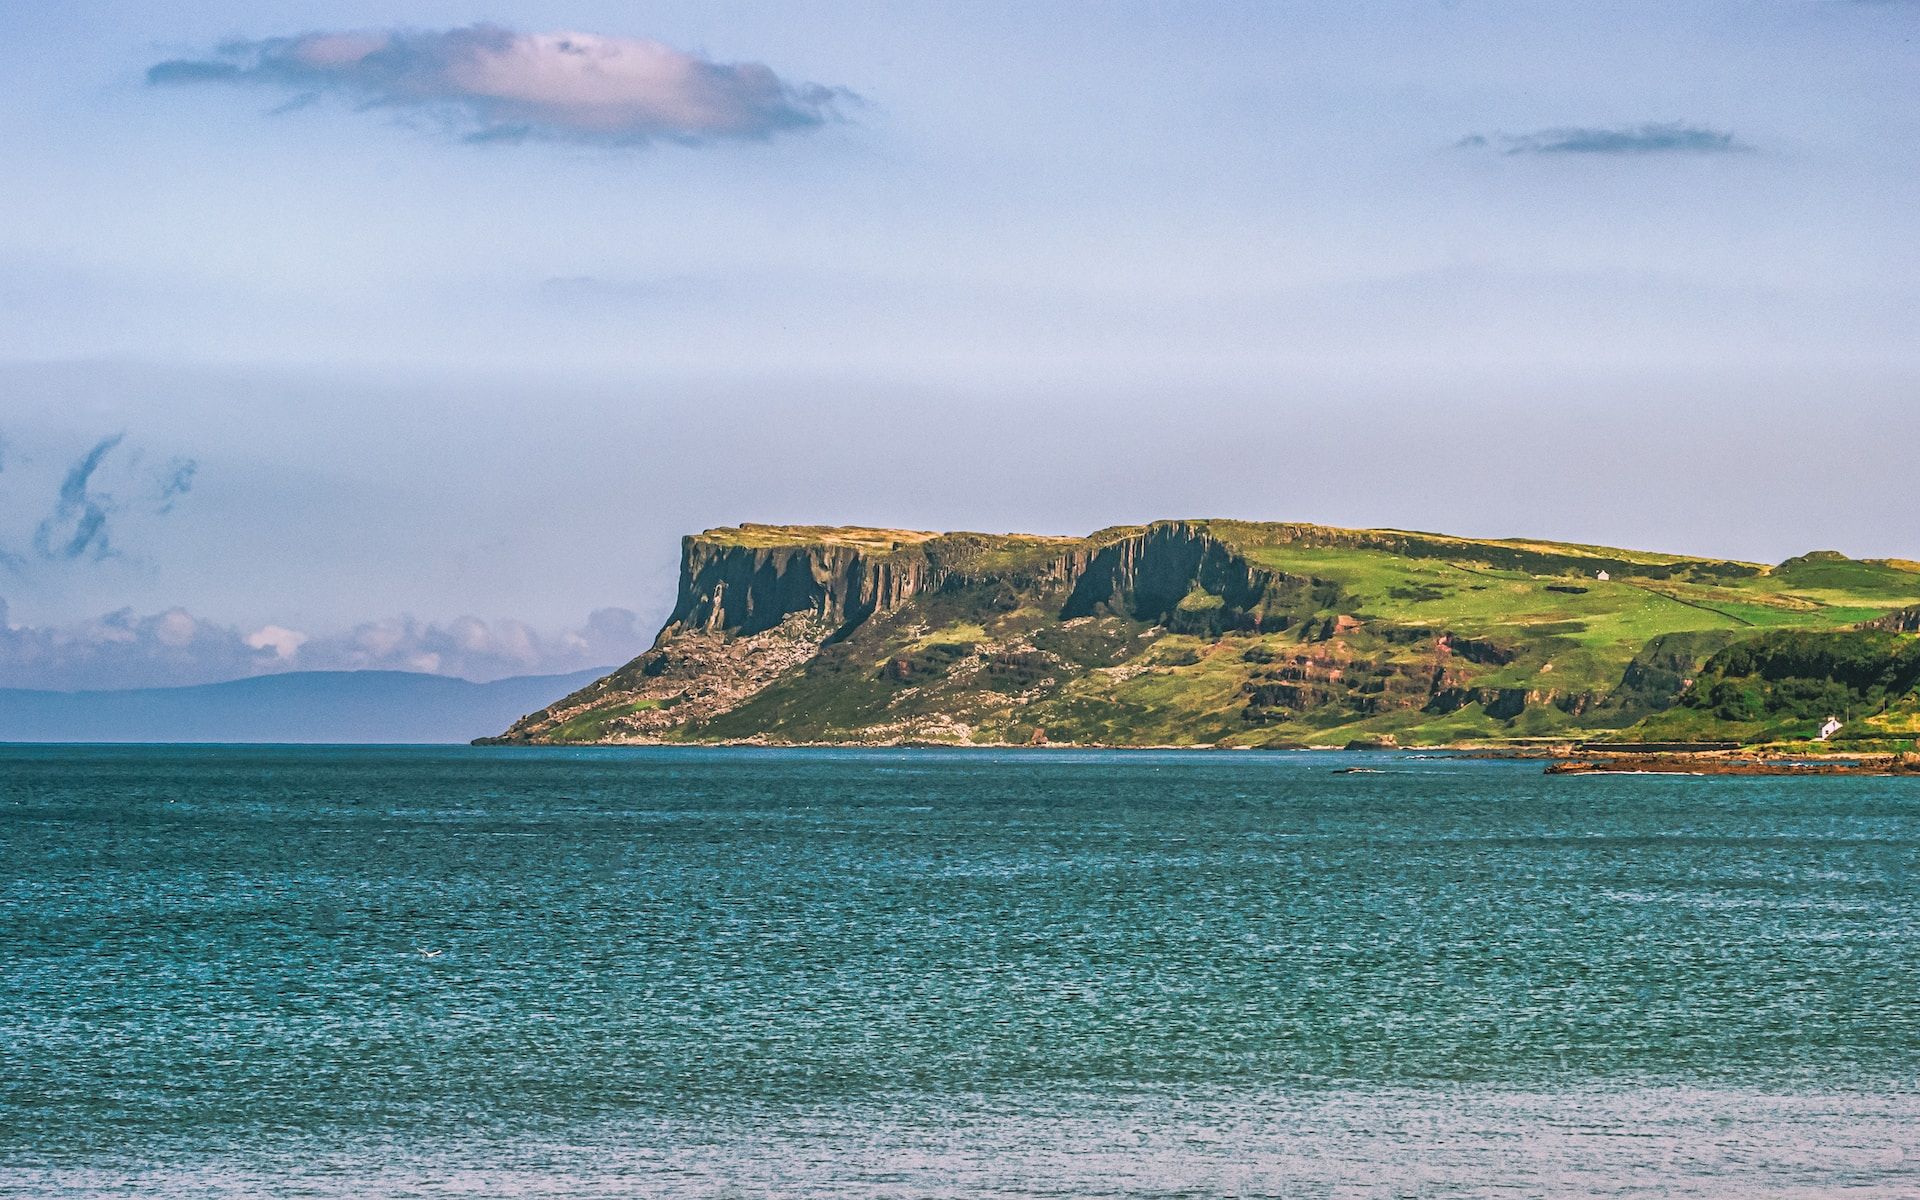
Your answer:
[0,668,611,744]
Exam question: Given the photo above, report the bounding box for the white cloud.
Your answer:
[147,25,851,146]
[245,624,308,660]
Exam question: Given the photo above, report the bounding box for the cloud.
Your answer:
[0,604,650,690]
[245,624,307,660]
[1459,123,1749,156]
[32,434,124,561]
[1,433,202,572]
[146,24,852,146]
[0,434,15,568]
[156,458,198,514]
[308,608,646,678]
[0,603,261,690]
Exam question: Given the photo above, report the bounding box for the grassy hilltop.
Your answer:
[490,521,1920,750]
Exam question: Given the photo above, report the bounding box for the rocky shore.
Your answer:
[1546,752,1920,777]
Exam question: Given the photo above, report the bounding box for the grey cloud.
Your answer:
[0,603,650,690]
[146,59,243,85]
[3,434,201,571]
[156,458,198,514]
[0,434,16,569]
[33,434,124,561]
[146,24,852,146]
[1460,123,1748,155]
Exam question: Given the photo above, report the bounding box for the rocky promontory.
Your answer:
[486,520,1920,750]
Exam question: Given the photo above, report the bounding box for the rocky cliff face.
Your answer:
[668,536,939,637]
[1863,606,1920,634]
[1060,521,1344,633]
[668,521,1340,642]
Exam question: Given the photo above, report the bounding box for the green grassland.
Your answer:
[513,521,1920,748]
[698,524,946,551]
[1628,628,1920,749]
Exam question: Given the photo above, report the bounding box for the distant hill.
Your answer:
[0,668,611,744]
[486,520,1920,751]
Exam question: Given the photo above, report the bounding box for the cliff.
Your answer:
[667,533,932,637]
[487,520,1920,749]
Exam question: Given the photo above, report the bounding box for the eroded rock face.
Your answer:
[1863,606,1920,634]
[1439,634,1518,666]
[1060,522,1343,632]
[672,521,1349,646]
[484,613,835,743]
[1240,644,1452,723]
[670,538,939,637]
[1442,688,1530,720]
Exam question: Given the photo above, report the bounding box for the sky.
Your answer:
[1,0,1917,689]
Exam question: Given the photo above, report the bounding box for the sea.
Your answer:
[2,745,1915,1198]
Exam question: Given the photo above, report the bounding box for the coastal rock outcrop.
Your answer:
[484,521,1920,749]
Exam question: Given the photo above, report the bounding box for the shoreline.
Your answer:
[1546,751,1920,777]
[475,736,1920,775]
[473,736,1548,753]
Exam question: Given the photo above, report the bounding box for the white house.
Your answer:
[1596,570,1611,581]
[1817,716,1843,742]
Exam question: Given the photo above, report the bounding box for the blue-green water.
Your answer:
[3,746,1916,1197]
